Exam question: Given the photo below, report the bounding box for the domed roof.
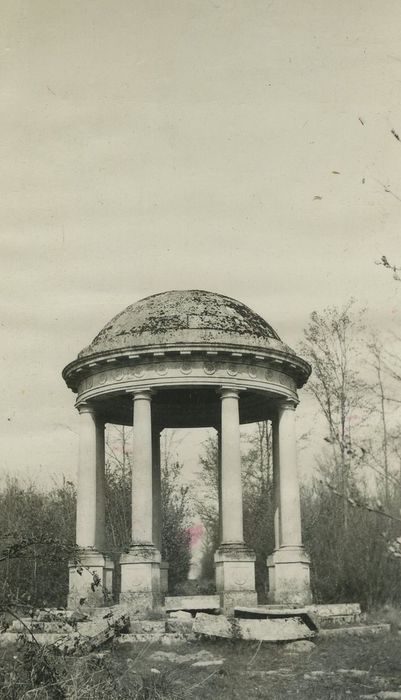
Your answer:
[78,289,283,358]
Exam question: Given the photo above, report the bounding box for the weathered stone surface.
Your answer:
[284,640,316,653]
[307,603,361,618]
[150,649,224,666]
[377,692,401,699]
[192,659,224,668]
[169,610,193,620]
[219,592,258,615]
[193,614,234,639]
[160,633,187,646]
[119,546,161,614]
[193,612,316,641]
[320,624,390,638]
[305,671,328,678]
[118,592,157,615]
[337,668,369,678]
[78,290,284,359]
[116,632,164,644]
[166,619,193,634]
[11,620,72,633]
[164,595,220,613]
[254,603,360,626]
[90,607,118,618]
[0,632,22,646]
[55,613,129,655]
[0,632,69,646]
[267,547,312,606]
[234,607,318,633]
[130,620,166,633]
[77,621,109,636]
[68,552,108,610]
[37,609,79,622]
[239,618,316,641]
[248,669,293,678]
[215,545,256,591]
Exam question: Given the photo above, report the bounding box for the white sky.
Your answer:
[2,0,401,486]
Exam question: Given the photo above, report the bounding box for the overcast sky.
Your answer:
[2,0,401,485]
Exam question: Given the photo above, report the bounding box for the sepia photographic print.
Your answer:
[2,1,401,697]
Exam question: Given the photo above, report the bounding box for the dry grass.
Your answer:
[2,626,401,699]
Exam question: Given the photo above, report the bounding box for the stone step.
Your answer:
[193,612,317,642]
[11,619,73,633]
[116,632,187,646]
[234,607,318,633]
[131,620,166,633]
[87,606,124,618]
[166,618,194,634]
[164,595,220,614]
[319,623,390,637]
[306,604,361,625]
[240,603,361,626]
[0,632,68,646]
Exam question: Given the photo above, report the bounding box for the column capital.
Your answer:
[218,386,240,400]
[129,388,153,402]
[278,398,298,413]
[76,402,96,416]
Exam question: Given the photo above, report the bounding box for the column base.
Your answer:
[160,561,169,595]
[119,544,161,613]
[104,556,115,601]
[267,546,312,606]
[68,549,113,610]
[214,543,257,613]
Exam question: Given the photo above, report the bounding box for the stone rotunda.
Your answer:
[62,290,312,611]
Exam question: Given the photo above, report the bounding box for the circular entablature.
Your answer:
[62,290,311,417]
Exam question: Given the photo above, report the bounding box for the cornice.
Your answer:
[62,342,311,393]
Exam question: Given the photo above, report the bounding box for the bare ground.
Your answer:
[113,630,401,699]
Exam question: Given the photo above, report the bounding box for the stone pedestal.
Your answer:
[68,549,109,610]
[267,546,312,606]
[103,557,115,602]
[160,561,169,595]
[214,544,257,612]
[119,545,161,612]
[68,405,113,609]
[268,401,312,605]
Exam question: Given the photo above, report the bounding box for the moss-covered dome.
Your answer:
[78,289,284,358]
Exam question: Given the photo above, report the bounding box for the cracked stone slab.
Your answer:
[320,624,390,638]
[337,669,370,678]
[164,595,220,613]
[169,611,193,620]
[193,612,316,641]
[150,649,224,666]
[192,659,224,667]
[284,640,316,652]
[234,607,318,634]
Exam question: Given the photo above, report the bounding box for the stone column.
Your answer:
[267,399,311,605]
[266,414,280,598]
[94,420,114,600]
[214,387,256,611]
[217,425,222,544]
[68,404,111,609]
[119,390,161,610]
[153,426,169,594]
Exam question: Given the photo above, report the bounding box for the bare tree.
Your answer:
[299,301,371,529]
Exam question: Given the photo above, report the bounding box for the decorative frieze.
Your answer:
[77,356,297,402]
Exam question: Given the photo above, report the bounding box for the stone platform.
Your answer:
[234,603,362,627]
[0,600,366,648]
